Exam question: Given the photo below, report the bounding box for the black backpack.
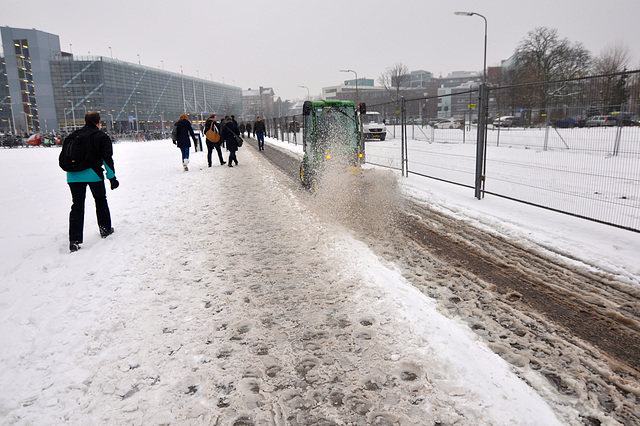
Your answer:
[171,124,178,142]
[59,128,100,172]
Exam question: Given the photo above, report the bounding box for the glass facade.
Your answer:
[13,39,40,132]
[1,26,242,134]
[0,55,12,133]
[1,26,61,134]
[50,56,242,133]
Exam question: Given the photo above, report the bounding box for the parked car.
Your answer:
[585,116,612,127]
[434,118,462,129]
[493,116,515,127]
[552,117,586,128]
[606,113,639,126]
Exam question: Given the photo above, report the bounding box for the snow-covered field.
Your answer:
[366,125,640,231]
[0,138,638,424]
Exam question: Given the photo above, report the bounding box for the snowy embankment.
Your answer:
[0,139,616,424]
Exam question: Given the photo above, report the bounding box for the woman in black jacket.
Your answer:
[174,114,197,171]
[221,116,241,167]
[203,114,225,166]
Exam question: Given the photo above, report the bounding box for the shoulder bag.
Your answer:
[205,121,221,143]
[225,122,243,147]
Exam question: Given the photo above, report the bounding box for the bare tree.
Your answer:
[513,27,591,83]
[592,41,631,75]
[589,42,633,113]
[506,27,591,115]
[378,63,411,101]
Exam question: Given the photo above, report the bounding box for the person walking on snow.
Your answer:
[174,114,197,171]
[245,121,252,138]
[65,111,119,253]
[204,114,225,167]
[254,116,266,151]
[221,115,241,167]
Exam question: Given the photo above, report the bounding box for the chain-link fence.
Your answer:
[263,70,640,232]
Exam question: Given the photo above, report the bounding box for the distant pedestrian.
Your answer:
[222,115,241,167]
[254,116,266,151]
[64,111,119,253]
[174,114,197,171]
[245,121,252,138]
[239,121,246,137]
[204,114,225,167]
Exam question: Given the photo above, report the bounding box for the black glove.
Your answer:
[110,178,119,190]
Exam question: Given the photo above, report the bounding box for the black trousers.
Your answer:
[68,181,111,243]
[206,140,225,165]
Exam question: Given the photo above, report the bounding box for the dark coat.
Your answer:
[246,123,252,133]
[203,118,220,142]
[254,120,266,134]
[222,120,240,152]
[175,119,196,148]
[65,123,116,183]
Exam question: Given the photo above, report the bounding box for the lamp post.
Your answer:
[298,85,310,101]
[180,66,186,113]
[7,101,17,135]
[340,69,359,107]
[68,100,76,130]
[454,11,487,85]
[455,11,488,200]
[109,46,113,58]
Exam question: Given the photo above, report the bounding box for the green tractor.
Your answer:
[299,100,365,191]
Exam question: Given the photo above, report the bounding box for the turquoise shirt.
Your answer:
[66,161,115,183]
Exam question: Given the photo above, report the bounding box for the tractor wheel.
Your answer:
[300,163,312,189]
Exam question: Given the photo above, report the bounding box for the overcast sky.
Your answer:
[3,0,640,101]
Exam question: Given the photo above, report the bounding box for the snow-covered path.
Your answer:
[0,141,562,424]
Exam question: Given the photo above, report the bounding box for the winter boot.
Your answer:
[183,158,189,171]
[100,227,115,238]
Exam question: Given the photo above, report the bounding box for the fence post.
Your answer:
[613,121,623,156]
[475,84,488,199]
[401,96,408,177]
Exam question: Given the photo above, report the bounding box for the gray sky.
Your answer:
[3,0,640,101]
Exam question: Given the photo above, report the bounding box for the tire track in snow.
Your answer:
[254,139,640,425]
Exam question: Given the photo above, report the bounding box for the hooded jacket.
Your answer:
[175,118,196,148]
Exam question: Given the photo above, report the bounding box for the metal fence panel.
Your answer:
[261,70,640,232]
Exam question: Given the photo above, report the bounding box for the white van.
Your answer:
[361,112,387,141]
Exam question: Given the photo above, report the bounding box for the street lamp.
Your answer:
[68,100,76,130]
[340,69,359,107]
[455,11,488,200]
[454,11,487,85]
[298,85,310,101]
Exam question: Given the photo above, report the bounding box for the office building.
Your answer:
[1,26,241,134]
